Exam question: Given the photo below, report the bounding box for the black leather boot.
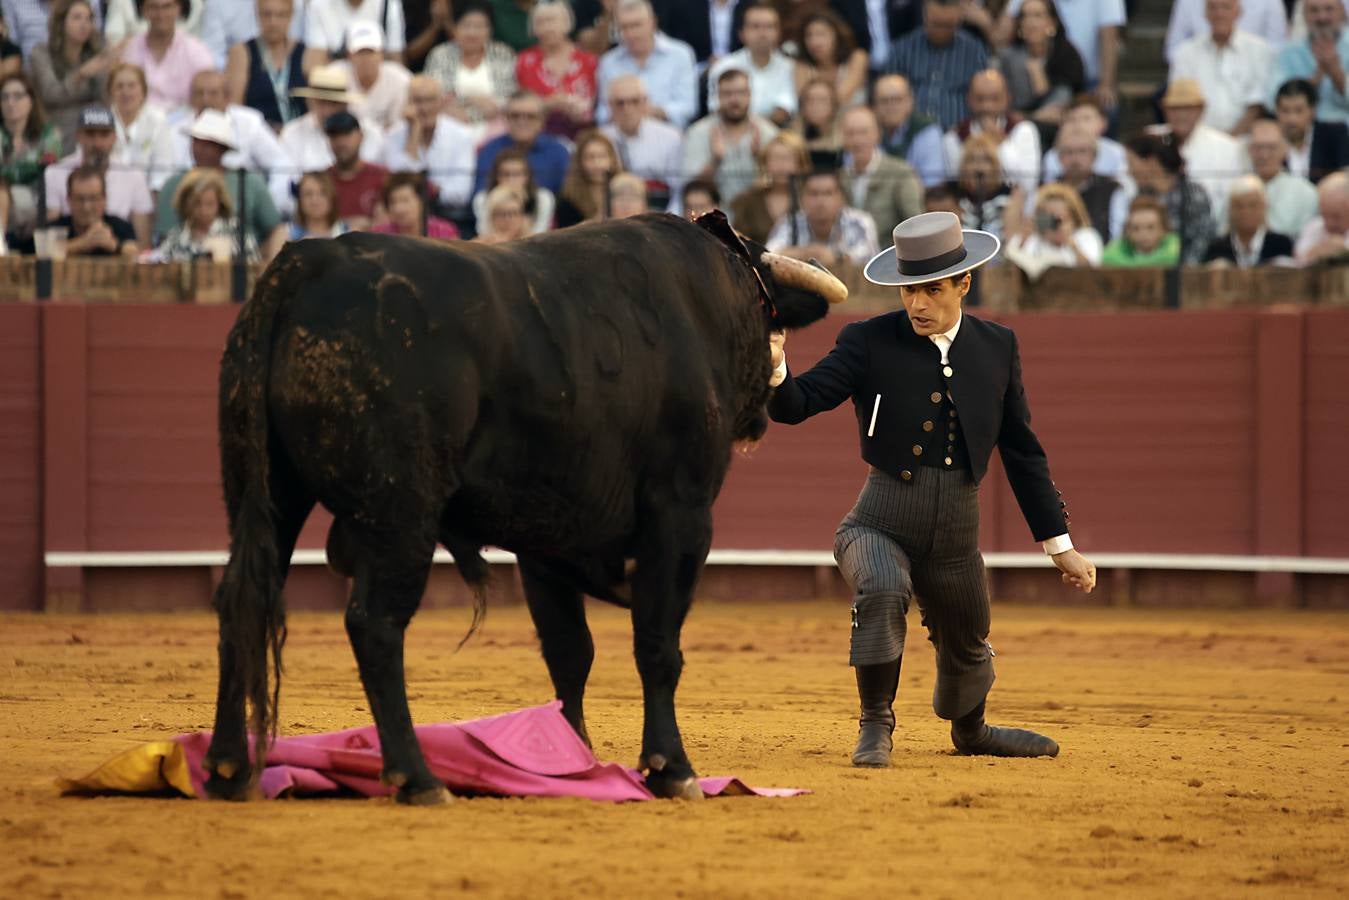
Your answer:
[851,657,901,767]
[951,700,1059,758]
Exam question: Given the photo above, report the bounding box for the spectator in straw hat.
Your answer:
[767,209,1095,769]
[281,61,386,179]
[153,107,285,256]
[1157,77,1247,225]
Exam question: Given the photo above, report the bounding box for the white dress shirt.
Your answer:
[601,117,685,207]
[383,115,483,209]
[304,0,406,54]
[1286,135,1312,180]
[709,0,734,60]
[773,310,1073,556]
[113,102,175,185]
[1231,227,1268,268]
[1177,124,1248,225]
[943,119,1042,196]
[1169,31,1274,133]
[707,49,798,118]
[1164,0,1287,63]
[279,111,387,177]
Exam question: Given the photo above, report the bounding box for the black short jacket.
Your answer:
[769,311,1068,541]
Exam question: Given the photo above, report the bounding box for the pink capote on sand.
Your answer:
[58,701,806,802]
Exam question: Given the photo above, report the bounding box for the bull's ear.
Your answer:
[693,209,753,264]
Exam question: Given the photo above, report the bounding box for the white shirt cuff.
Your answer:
[1042,534,1073,556]
[769,356,788,387]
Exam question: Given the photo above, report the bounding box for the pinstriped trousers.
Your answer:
[833,466,996,720]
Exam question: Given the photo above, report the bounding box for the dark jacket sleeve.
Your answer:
[996,331,1068,542]
[768,321,868,425]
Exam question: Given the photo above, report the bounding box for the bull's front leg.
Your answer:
[630,505,710,800]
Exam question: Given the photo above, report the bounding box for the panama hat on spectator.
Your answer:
[1161,78,1205,109]
[187,109,237,151]
[863,211,1000,286]
[291,64,358,104]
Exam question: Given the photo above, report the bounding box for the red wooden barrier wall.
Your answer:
[4,302,1348,611]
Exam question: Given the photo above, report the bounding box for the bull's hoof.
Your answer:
[645,770,704,801]
[397,784,453,806]
[203,758,254,801]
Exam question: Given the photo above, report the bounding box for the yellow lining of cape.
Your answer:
[55,741,198,798]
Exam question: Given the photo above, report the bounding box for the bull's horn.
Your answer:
[761,252,849,305]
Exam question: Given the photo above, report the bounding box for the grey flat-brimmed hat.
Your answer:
[863,211,1000,286]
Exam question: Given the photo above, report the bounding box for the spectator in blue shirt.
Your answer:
[595,0,697,129]
[884,0,988,130]
[474,90,571,195]
[1270,0,1349,123]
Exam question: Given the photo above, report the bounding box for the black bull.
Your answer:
[205,213,845,803]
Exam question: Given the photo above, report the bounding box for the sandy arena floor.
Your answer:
[1,600,1346,899]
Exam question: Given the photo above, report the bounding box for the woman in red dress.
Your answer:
[514,2,596,138]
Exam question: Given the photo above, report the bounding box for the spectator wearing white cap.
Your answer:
[164,70,295,215]
[225,0,325,129]
[383,74,479,215]
[334,20,411,132]
[44,103,154,246]
[305,0,405,58]
[153,107,286,255]
[118,0,214,111]
[280,62,387,183]
[1169,0,1274,135]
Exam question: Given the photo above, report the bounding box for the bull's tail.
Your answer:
[214,247,311,774]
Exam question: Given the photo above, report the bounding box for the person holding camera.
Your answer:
[1002,182,1101,278]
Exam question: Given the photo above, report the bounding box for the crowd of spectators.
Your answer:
[0,0,1347,278]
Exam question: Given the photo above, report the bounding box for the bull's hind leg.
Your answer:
[343,521,449,805]
[519,558,594,746]
[631,505,711,800]
[205,466,314,800]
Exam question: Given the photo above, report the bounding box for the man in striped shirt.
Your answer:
[884,0,988,130]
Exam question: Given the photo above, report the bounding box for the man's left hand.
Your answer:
[1052,549,1097,594]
